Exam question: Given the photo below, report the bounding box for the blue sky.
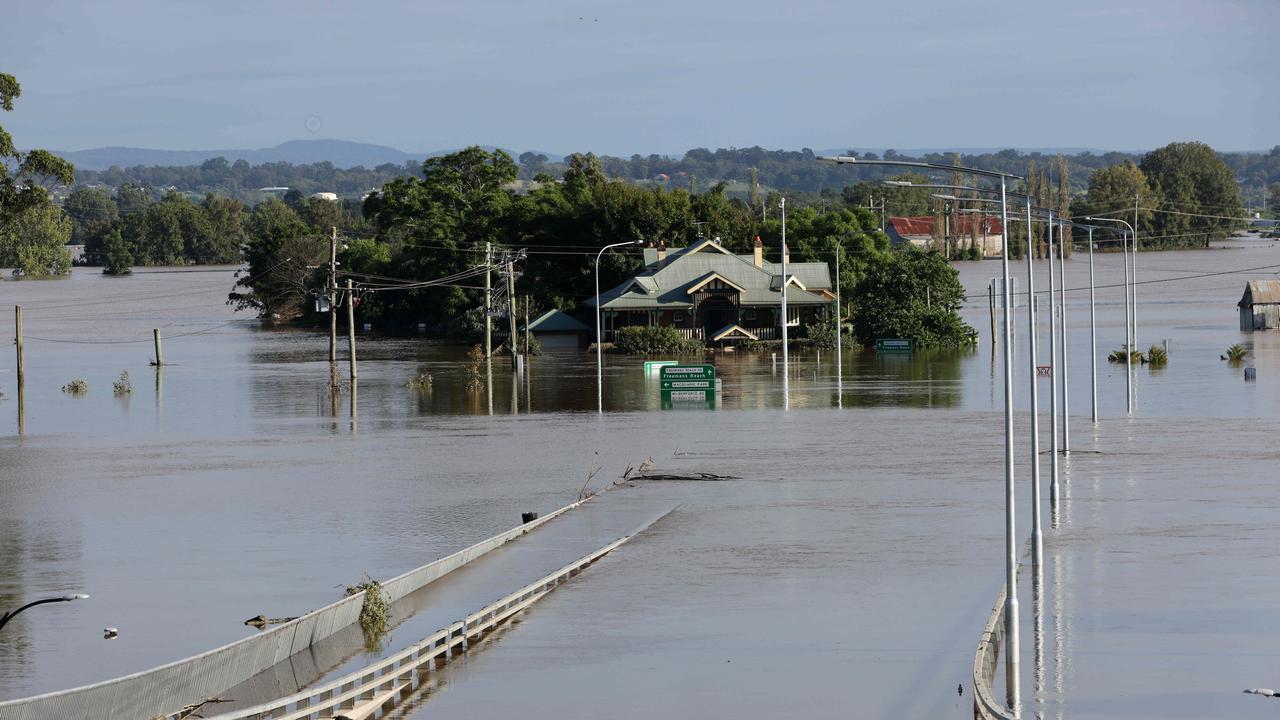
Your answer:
[4,0,1275,154]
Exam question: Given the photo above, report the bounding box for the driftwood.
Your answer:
[634,472,740,482]
[244,614,299,628]
[149,696,230,719]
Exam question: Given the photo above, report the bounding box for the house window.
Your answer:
[673,311,684,324]
[744,309,757,322]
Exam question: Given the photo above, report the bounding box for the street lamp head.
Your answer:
[882,180,914,187]
[63,594,89,601]
[931,194,958,200]
[816,155,856,165]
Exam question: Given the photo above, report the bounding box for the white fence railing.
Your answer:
[201,509,671,720]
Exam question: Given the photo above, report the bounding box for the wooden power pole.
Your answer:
[484,241,492,358]
[329,226,338,387]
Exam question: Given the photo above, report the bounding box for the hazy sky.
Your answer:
[4,0,1276,154]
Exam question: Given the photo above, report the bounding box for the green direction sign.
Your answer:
[875,338,913,354]
[660,389,716,410]
[659,364,716,390]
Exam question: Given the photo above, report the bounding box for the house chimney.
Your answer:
[753,236,763,268]
[657,240,667,266]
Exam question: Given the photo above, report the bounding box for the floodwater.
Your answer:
[0,236,1278,717]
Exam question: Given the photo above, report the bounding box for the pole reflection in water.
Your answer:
[1033,558,1045,720]
[16,377,24,436]
[1051,458,1071,720]
[485,359,493,416]
[349,380,357,434]
[510,366,518,416]
[524,361,532,414]
[154,365,163,431]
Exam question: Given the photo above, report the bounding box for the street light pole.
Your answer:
[1047,211,1060,505]
[0,594,89,631]
[1058,218,1070,456]
[781,197,790,408]
[1025,197,1043,569]
[1087,226,1098,423]
[595,239,643,415]
[1085,216,1136,414]
[824,157,1021,713]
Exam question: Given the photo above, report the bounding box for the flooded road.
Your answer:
[1,237,1278,716]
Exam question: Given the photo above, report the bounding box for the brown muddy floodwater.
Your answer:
[1,236,1278,718]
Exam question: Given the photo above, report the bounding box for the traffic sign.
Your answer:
[875,338,913,354]
[659,364,715,390]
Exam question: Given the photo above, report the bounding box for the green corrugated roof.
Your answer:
[527,309,591,332]
[591,239,832,310]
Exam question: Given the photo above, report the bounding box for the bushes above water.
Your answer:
[613,326,704,354]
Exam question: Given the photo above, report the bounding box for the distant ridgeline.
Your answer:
[68,144,1280,203]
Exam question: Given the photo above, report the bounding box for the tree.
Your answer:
[1139,141,1243,247]
[100,228,134,275]
[0,203,73,276]
[849,247,973,348]
[362,146,519,330]
[199,195,247,263]
[229,198,321,319]
[0,74,75,231]
[63,187,119,252]
[1075,161,1155,235]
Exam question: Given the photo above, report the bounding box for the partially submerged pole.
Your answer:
[346,280,357,382]
[1088,227,1098,423]
[153,329,164,366]
[1047,212,1059,504]
[15,305,24,389]
[1025,198,1043,568]
[1059,219,1070,455]
[998,178,1020,715]
[780,197,790,408]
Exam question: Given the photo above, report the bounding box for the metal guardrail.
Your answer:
[200,511,669,720]
[971,583,1016,720]
[0,499,589,720]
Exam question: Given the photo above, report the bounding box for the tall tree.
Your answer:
[63,187,119,251]
[0,74,75,230]
[229,198,321,319]
[1139,141,1243,247]
[0,203,73,276]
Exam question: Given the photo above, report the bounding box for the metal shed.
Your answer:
[1238,280,1280,331]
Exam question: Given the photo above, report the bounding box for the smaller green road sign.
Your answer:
[875,338,913,353]
[659,364,715,390]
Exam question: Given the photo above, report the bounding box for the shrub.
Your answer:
[1224,344,1247,362]
[803,315,855,351]
[405,371,433,390]
[464,344,485,391]
[1108,348,1143,364]
[1146,345,1168,366]
[344,574,389,651]
[62,379,88,395]
[112,370,132,396]
[613,326,704,354]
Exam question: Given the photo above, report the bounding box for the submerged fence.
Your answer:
[0,499,588,720]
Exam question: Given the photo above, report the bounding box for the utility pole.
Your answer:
[506,257,518,369]
[14,305,24,390]
[524,296,531,360]
[346,279,357,382]
[329,227,337,363]
[484,242,492,358]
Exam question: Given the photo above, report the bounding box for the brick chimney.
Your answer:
[657,240,667,266]
[753,236,763,268]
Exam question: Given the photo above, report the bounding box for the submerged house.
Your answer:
[886,216,1005,257]
[1238,280,1280,331]
[588,237,833,344]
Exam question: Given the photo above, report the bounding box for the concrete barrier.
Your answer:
[971,583,1017,720]
[0,499,588,720]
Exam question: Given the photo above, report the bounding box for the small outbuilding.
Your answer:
[525,309,591,349]
[1238,280,1280,331]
